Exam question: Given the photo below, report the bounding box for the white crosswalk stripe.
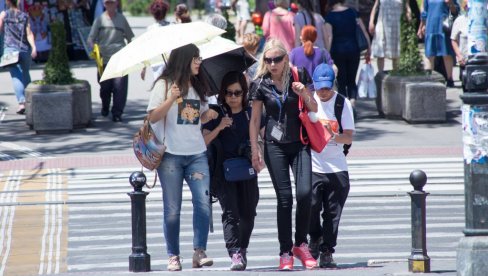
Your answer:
[65,157,464,272]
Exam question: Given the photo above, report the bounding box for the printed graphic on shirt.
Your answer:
[177,99,200,125]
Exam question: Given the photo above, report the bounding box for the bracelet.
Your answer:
[306,96,312,104]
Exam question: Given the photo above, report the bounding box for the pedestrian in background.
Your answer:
[232,0,250,44]
[368,0,402,72]
[290,25,334,86]
[203,71,263,271]
[241,32,261,84]
[249,38,317,271]
[174,3,192,23]
[451,0,468,82]
[262,0,295,52]
[147,44,213,271]
[293,0,327,50]
[140,0,171,81]
[0,0,37,115]
[325,0,370,114]
[87,0,134,122]
[308,63,354,268]
[417,0,459,87]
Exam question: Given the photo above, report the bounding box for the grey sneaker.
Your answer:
[309,237,322,260]
[167,256,182,271]
[319,250,337,268]
[230,252,245,271]
[192,249,213,268]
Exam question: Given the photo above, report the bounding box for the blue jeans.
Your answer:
[6,48,31,104]
[156,152,211,256]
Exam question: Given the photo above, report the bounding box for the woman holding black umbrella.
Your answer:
[249,38,318,270]
[202,71,264,271]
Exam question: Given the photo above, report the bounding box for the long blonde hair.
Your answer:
[254,38,290,91]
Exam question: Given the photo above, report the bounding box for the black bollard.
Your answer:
[408,170,430,273]
[128,171,151,272]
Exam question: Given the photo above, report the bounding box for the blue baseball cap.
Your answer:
[312,64,335,90]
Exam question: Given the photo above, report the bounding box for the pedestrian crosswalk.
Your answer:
[64,157,464,272]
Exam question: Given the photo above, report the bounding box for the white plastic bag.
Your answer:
[357,63,377,98]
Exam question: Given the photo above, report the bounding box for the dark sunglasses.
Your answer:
[263,55,285,64]
[225,90,243,97]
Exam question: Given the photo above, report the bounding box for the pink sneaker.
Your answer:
[279,252,294,270]
[292,243,317,269]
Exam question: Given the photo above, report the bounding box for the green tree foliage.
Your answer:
[396,8,424,75]
[42,21,74,84]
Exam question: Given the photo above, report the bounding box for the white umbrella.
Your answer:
[100,22,226,82]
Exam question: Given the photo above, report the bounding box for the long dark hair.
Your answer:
[217,71,249,112]
[154,43,208,102]
[298,0,316,27]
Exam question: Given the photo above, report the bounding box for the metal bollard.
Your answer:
[408,170,430,273]
[128,171,151,272]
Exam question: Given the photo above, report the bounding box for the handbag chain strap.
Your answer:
[144,79,170,189]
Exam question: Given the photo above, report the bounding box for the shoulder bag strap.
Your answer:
[334,93,345,133]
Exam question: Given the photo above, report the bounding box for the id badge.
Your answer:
[270,124,284,141]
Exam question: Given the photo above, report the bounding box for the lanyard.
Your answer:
[271,86,287,124]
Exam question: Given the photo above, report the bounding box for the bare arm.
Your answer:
[333,129,354,144]
[324,23,332,52]
[0,11,5,33]
[451,39,465,66]
[250,100,265,172]
[26,20,37,59]
[368,0,380,35]
[292,82,318,112]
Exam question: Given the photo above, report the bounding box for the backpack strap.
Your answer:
[333,93,352,156]
[334,93,345,134]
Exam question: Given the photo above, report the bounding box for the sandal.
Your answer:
[16,104,26,115]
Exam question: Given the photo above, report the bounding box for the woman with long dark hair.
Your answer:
[0,0,37,114]
[249,38,318,270]
[147,43,212,271]
[203,71,263,271]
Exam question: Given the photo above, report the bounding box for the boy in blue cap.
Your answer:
[308,63,355,268]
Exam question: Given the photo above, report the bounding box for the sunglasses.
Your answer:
[225,90,243,97]
[263,55,285,64]
[193,56,203,64]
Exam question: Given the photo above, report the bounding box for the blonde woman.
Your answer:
[249,38,317,270]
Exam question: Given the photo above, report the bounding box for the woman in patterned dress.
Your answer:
[368,0,403,72]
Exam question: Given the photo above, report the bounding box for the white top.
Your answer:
[451,14,468,60]
[147,79,209,155]
[236,0,251,21]
[311,92,355,173]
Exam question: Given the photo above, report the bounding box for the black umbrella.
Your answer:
[200,47,256,95]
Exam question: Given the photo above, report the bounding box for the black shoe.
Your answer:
[101,108,109,117]
[112,115,122,122]
[446,79,455,88]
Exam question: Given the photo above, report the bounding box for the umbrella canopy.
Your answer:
[200,45,256,95]
[100,22,225,82]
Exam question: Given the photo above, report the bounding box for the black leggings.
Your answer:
[216,177,259,255]
[331,52,361,100]
[264,141,312,254]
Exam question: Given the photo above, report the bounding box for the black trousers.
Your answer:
[264,141,312,254]
[309,171,350,253]
[216,176,259,255]
[331,52,360,100]
[97,64,128,117]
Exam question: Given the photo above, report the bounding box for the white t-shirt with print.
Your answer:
[311,92,355,173]
[146,79,209,155]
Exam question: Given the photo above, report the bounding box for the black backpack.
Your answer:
[333,94,352,156]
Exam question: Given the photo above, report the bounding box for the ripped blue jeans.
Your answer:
[156,152,211,257]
